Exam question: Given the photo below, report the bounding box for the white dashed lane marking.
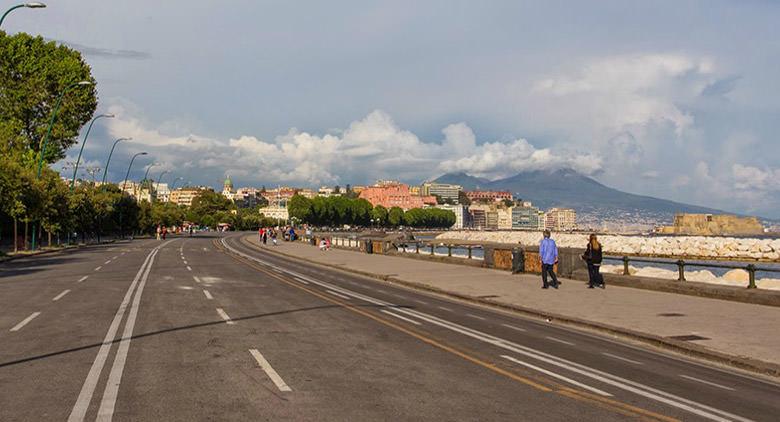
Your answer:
[203,290,214,300]
[186,266,192,271]
[466,313,486,321]
[501,323,527,332]
[77,276,89,283]
[602,352,643,365]
[249,349,292,392]
[10,312,41,332]
[94,266,102,271]
[52,289,71,301]
[216,308,235,325]
[546,336,575,346]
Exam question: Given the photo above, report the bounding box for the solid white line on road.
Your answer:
[186,266,192,271]
[77,275,89,283]
[52,289,71,301]
[326,289,350,300]
[293,277,309,285]
[104,260,111,265]
[203,290,213,300]
[680,375,736,391]
[10,312,41,332]
[193,276,202,283]
[97,247,162,422]
[466,313,486,320]
[502,355,613,397]
[546,336,575,346]
[249,349,292,392]
[216,308,235,325]
[68,246,159,422]
[413,299,428,305]
[602,352,644,366]
[380,310,422,325]
[94,266,102,271]
[438,306,453,312]
[501,323,527,332]
[389,293,406,299]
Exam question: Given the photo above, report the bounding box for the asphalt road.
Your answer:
[1,233,778,421]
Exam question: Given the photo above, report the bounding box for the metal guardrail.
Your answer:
[603,255,780,289]
[327,237,485,259]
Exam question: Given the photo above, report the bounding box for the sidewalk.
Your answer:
[246,236,780,375]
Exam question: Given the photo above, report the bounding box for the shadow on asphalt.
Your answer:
[0,303,411,369]
[0,256,91,278]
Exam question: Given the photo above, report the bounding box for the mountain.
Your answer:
[433,169,725,223]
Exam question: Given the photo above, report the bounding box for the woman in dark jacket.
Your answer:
[583,234,605,289]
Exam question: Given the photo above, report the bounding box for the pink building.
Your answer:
[359,183,437,210]
[465,190,512,202]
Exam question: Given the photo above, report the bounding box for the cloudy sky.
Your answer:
[6,1,780,217]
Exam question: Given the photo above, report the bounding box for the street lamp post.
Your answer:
[101,137,132,187]
[170,176,183,191]
[137,163,157,199]
[119,152,147,238]
[31,80,91,251]
[0,2,46,28]
[70,113,114,189]
[122,152,148,194]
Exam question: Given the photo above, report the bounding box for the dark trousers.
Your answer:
[587,263,603,286]
[541,263,558,287]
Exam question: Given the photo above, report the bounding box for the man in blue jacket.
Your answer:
[539,230,559,289]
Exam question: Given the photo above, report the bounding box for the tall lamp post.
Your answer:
[119,152,147,238]
[31,80,92,251]
[122,152,148,194]
[170,176,184,191]
[70,113,114,189]
[101,137,132,187]
[137,163,158,199]
[0,2,46,28]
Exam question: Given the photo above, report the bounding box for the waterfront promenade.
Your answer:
[245,234,780,373]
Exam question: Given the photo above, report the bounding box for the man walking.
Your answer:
[539,230,559,289]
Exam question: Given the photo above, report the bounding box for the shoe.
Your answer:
[542,286,549,289]
[588,285,594,289]
[552,284,559,289]
[599,283,605,289]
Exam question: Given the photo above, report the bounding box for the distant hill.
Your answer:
[434,169,725,219]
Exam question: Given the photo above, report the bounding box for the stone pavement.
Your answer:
[246,236,780,373]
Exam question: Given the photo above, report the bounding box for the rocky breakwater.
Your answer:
[435,231,780,261]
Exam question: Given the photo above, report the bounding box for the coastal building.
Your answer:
[465,190,512,203]
[259,205,289,221]
[545,208,577,231]
[221,176,235,199]
[233,187,261,207]
[512,205,545,230]
[359,181,437,210]
[318,186,341,197]
[497,207,513,230]
[468,204,498,229]
[657,213,764,236]
[156,183,171,203]
[170,187,206,207]
[297,188,317,199]
[421,182,462,203]
[261,186,297,203]
[435,204,468,229]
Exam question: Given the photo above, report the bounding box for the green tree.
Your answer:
[371,205,388,226]
[388,206,405,227]
[0,32,98,164]
[288,194,313,222]
[190,190,233,222]
[458,191,471,205]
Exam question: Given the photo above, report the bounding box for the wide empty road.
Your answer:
[1,233,778,421]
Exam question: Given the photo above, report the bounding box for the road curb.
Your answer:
[0,240,122,264]
[244,236,780,379]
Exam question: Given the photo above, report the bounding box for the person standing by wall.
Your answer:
[539,230,559,289]
[583,233,604,289]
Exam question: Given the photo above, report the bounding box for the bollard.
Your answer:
[622,256,630,275]
[468,246,472,259]
[676,260,686,282]
[447,245,452,257]
[747,264,757,289]
[430,244,434,256]
[416,242,420,254]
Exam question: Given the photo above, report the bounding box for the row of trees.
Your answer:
[287,195,455,228]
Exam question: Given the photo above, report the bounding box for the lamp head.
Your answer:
[25,2,47,8]
[139,152,148,156]
[77,81,93,86]
[103,113,116,118]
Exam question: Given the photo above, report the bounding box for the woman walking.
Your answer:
[583,234,604,289]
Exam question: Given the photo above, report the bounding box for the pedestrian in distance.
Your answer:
[582,233,605,289]
[162,226,168,240]
[539,230,559,289]
[156,225,161,241]
[262,228,268,245]
[271,230,278,246]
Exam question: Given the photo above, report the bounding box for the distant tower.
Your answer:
[222,175,234,197]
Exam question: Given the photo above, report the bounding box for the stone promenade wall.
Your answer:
[436,231,780,261]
